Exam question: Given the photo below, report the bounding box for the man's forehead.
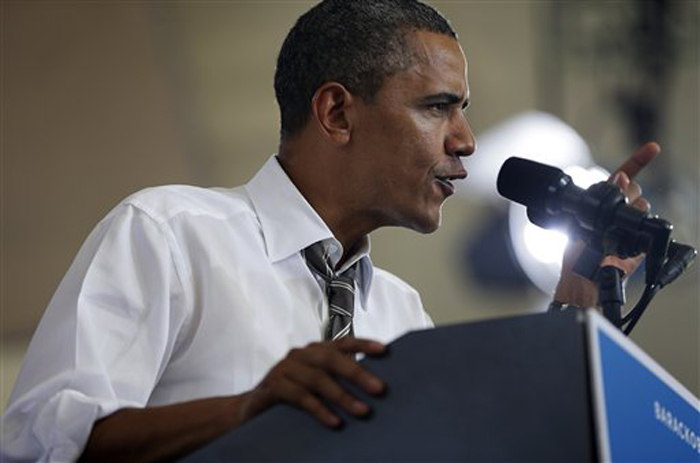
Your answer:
[397,31,469,97]
[407,30,466,69]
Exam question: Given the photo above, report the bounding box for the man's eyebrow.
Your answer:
[421,92,470,109]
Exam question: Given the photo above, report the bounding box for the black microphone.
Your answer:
[497,157,646,240]
[497,157,672,285]
[497,157,580,214]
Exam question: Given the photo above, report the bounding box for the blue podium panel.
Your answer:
[587,311,700,462]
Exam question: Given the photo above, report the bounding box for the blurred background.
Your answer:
[2,0,698,408]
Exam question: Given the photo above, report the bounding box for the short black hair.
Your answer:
[274,0,457,139]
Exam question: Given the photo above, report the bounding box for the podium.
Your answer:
[183,310,700,462]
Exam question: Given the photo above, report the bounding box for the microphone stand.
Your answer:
[597,266,625,329]
[563,213,676,334]
[580,239,696,335]
[510,168,694,334]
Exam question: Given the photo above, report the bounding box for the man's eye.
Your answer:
[428,103,449,113]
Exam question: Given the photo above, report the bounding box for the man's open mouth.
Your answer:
[434,172,467,196]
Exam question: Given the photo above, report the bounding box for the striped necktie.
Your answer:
[304,242,356,341]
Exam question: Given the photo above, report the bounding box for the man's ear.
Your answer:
[310,82,353,144]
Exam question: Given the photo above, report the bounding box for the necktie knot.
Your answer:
[304,242,356,341]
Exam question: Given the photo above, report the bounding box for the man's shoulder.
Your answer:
[117,184,254,224]
[368,266,432,330]
[371,266,420,298]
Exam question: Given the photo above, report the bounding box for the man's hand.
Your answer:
[553,142,661,307]
[80,338,386,462]
[239,337,386,427]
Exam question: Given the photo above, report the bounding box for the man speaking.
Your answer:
[1,1,655,461]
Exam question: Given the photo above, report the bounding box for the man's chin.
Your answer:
[406,211,442,234]
[381,203,443,234]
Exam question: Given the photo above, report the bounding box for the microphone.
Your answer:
[497,157,672,285]
[498,157,697,333]
[497,157,649,243]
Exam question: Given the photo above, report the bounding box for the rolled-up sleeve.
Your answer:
[2,203,190,462]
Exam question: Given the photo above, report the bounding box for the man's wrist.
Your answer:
[553,271,599,308]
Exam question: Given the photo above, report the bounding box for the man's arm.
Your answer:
[80,338,386,463]
[554,142,660,306]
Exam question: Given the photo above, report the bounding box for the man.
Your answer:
[2,1,656,461]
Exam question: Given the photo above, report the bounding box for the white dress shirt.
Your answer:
[2,155,433,462]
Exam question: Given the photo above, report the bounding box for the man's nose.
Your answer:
[446,115,476,158]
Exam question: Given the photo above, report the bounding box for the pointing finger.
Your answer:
[612,141,660,181]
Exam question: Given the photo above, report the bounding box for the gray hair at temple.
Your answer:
[274,0,457,140]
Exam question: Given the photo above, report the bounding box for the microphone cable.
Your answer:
[621,242,696,335]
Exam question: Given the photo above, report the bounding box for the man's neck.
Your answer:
[277,144,378,257]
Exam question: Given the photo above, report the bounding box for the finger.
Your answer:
[612,141,660,180]
[622,180,642,204]
[608,171,629,188]
[630,196,650,212]
[276,379,342,427]
[609,171,644,204]
[285,363,370,417]
[334,337,386,356]
[292,345,385,395]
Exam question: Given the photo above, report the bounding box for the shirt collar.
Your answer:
[245,155,373,309]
